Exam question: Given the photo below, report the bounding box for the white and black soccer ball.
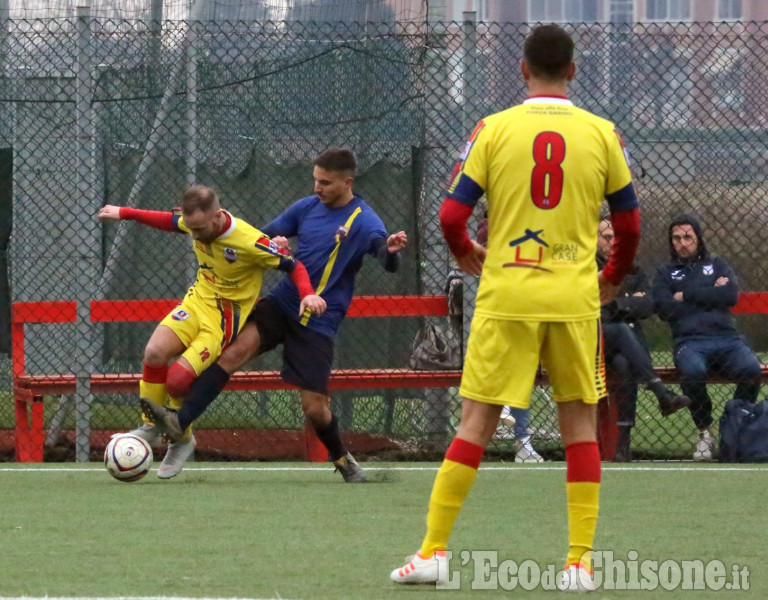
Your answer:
[104,434,153,482]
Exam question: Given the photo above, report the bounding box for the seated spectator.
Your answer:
[597,219,691,461]
[652,213,762,462]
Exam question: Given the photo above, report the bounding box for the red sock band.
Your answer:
[166,361,197,398]
[142,362,168,384]
[565,441,601,483]
[445,437,484,470]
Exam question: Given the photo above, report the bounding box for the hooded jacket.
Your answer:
[652,213,739,341]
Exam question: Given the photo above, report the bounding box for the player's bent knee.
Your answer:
[301,395,331,425]
[166,362,197,398]
[304,407,330,428]
[218,343,254,374]
[143,344,169,366]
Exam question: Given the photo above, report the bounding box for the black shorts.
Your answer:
[247,297,334,395]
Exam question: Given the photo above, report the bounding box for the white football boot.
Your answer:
[157,435,196,479]
[390,550,448,585]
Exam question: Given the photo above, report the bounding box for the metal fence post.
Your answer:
[0,0,8,73]
[98,0,206,296]
[74,3,99,461]
[185,10,199,188]
[461,11,477,136]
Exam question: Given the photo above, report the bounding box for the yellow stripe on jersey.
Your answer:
[300,206,362,326]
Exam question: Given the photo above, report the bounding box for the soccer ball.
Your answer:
[104,434,153,482]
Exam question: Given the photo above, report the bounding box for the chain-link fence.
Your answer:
[1,16,767,462]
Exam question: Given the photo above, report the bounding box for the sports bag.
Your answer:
[719,398,768,462]
[409,323,462,370]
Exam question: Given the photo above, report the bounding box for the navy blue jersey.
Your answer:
[263,194,387,338]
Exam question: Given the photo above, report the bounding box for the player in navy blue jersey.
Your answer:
[141,147,408,482]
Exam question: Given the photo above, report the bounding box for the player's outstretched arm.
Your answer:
[98,205,121,220]
[387,231,408,252]
[374,232,406,273]
[98,205,177,231]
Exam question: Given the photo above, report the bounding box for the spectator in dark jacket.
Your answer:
[597,219,690,461]
[653,213,762,462]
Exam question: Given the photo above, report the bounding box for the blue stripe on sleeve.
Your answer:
[276,256,296,273]
[445,174,484,207]
[171,214,182,231]
[605,182,639,212]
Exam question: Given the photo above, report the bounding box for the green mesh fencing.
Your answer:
[2,16,767,462]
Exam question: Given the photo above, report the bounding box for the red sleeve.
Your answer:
[602,208,641,285]
[119,207,176,231]
[289,260,315,299]
[439,197,474,258]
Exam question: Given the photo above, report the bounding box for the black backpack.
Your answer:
[719,399,768,462]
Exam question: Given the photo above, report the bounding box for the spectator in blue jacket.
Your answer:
[653,213,762,462]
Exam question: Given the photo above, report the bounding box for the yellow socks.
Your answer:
[564,441,601,572]
[419,437,485,557]
[139,363,168,426]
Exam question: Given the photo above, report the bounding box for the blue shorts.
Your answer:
[248,297,334,395]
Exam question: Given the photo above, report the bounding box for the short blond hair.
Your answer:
[181,185,219,215]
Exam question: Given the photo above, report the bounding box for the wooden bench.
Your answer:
[12,296,461,462]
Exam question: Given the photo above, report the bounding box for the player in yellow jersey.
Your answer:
[98,185,325,478]
[391,25,641,592]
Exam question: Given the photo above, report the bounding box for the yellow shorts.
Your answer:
[159,294,244,375]
[459,316,606,407]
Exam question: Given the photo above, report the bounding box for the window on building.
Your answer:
[529,0,599,23]
[610,0,635,23]
[646,0,690,21]
[452,0,489,22]
[717,0,742,20]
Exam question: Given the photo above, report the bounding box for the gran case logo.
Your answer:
[502,228,552,273]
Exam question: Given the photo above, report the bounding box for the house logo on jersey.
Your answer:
[703,264,714,276]
[335,225,350,243]
[171,308,190,321]
[503,228,553,273]
[224,247,238,264]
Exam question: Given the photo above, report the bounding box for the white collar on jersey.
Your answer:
[523,96,574,105]
[216,209,236,240]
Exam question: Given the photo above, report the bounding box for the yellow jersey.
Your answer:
[447,97,636,321]
[176,210,286,318]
